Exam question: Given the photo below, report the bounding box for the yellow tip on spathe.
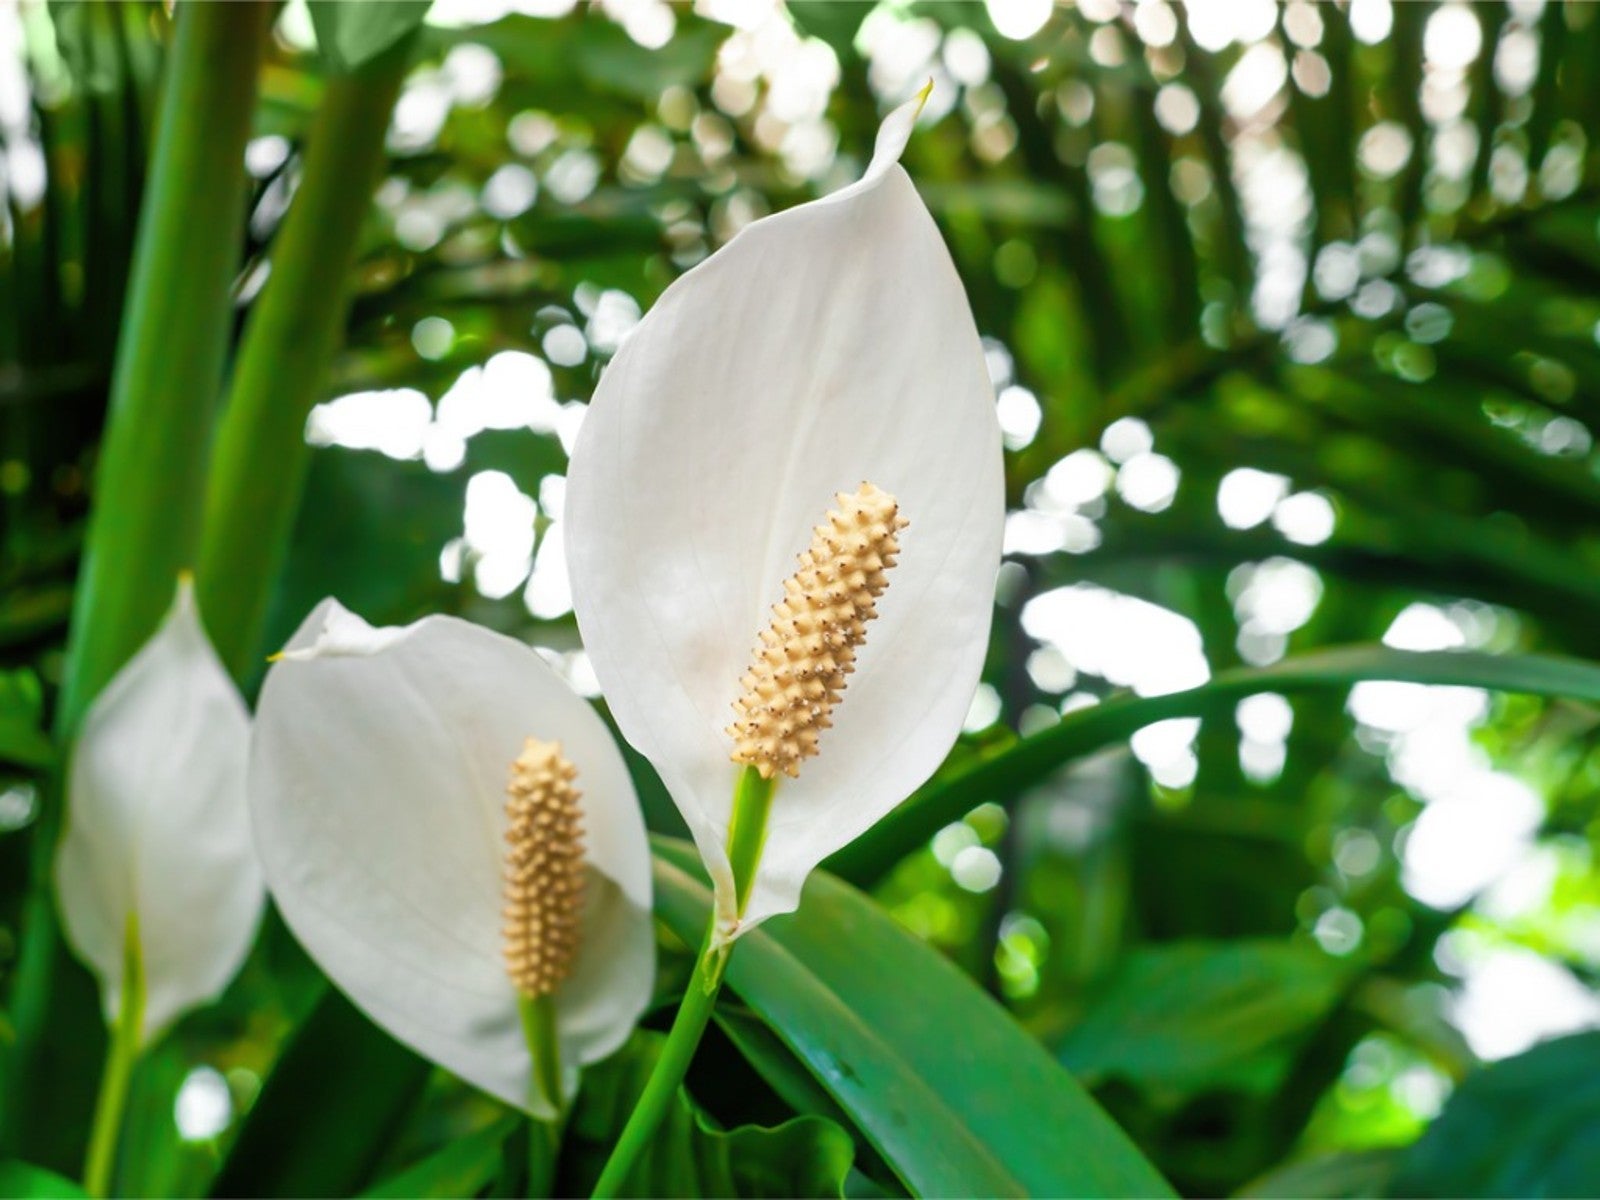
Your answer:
[727,482,908,781]
[913,77,935,117]
[503,738,586,998]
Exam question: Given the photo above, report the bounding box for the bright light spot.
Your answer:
[1153,83,1200,136]
[1272,491,1336,545]
[933,821,980,866]
[996,386,1042,450]
[1452,948,1600,1060]
[1231,557,1323,635]
[464,470,536,599]
[544,149,600,204]
[1133,1,1178,48]
[964,682,1002,732]
[1131,716,1199,772]
[585,290,642,355]
[985,0,1052,40]
[1313,907,1363,956]
[542,324,587,366]
[175,1067,232,1141]
[1116,452,1180,512]
[1334,829,1382,877]
[483,163,538,218]
[412,316,455,361]
[1349,0,1393,44]
[1218,468,1290,529]
[307,389,431,460]
[1221,43,1288,121]
[1384,603,1467,652]
[1359,122,1413,179]
[436,352,559,440]
[1044,449,1114,508]
[1004,510,1068,556]
[1026,646,1077,692]
[1100,416,1153,464]
[0,783,37,832]
[1023,585,1210,696]
[1425,3,1483,71]
[1237,692,1293,742]
[245,135,290,178]
[1403,772,1543,909]
[952,845,1003,892]
[524,523,572,618]
[942,28,991,86]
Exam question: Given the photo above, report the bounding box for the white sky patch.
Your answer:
[175,1067,232,1142]
[463,470,536,599]
[1273,491,1336,545]
[1101,417,1154,464]
[1450,947,1600,1060]
[1023,585,1210,697]
[1116,452,1180,513]
[524,521,573,619]
[996,386,1042,450]
[1403,771,1543,909]
[1384,603,1468,652]
[307,389,432,460]
[985,0,1052,42]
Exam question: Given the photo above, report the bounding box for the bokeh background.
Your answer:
[4,0,1600,1194]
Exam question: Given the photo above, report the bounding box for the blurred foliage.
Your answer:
[5,0,1600,1196]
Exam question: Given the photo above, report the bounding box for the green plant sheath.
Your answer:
[198,37,414,678]
[56,0,273,736]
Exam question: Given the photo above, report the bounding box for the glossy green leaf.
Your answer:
[308,1,429,73]
[210,986,430,1198]
[1058,940,1353,1103]
[0,1161,88,1198]
[651,839,1174,1199]
[1240,1150,1399,1199]
[360,1117,518,1199]
[564,1030,854,1198]
[834,647,1600,884]
[1389,1031,1600,1197]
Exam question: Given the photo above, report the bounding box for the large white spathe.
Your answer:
[55,578,262,1045]
[565,93,1004,937]
[249,601,654,1118]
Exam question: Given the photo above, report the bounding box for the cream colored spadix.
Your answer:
[566,90,1004,939]
[250,601,653,1118]
[502,738,586,998]
[729,482,907,781]
[54,578,262,1045]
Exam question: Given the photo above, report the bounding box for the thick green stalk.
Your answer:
[197,38,412,678]
[57,0,272,735]
[519,993,564,1196]
[1,4,270,1159]
[590,768,776,1198]
[82,916,144,1198]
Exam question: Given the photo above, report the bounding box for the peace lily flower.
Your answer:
[248,600,654,1118]
[566,88,1004,941]
[55,576,262,1046]
[54,577,262,1195]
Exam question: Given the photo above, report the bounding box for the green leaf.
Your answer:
[1388,1031,1600,1197]
[564,1030,854,1198]
[1057,940,1354,1105]
[0,669,52,769]
[651,840,1174,1199]
[1239,1150,1399,1199]
[309,1,428,73]
[833,647,1600,885]
[0,1161,88,1198]
[210,986,431,1198]
[360,1117,519,1199]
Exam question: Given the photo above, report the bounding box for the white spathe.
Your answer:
[565,92,1004,937]
[249,601,654,1118]
[55,578,262,1046]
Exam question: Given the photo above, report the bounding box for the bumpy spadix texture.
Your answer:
[729,483,906,780]
[567,90,1004,939]
[55,579,261,1044]
[251,602,653,1118]
[503,738,586,997]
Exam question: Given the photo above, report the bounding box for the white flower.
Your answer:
[565,91,1003,937]
[55,578,262,1045]
[249,600,654,1118]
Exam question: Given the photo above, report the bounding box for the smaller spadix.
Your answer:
[250,602,653,1117]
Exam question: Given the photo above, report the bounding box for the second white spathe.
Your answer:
[249,601,654,1118]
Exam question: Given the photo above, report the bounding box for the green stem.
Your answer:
[197,36,414,679]
[57,0,272,736]
[519,993,564,1197]
[83,917,145,1198]
[591,767,775,1198]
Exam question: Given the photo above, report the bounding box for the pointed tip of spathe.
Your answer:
[913,77,935,117]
